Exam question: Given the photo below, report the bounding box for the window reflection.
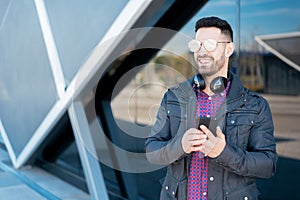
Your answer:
[111,60,194,127]
[109,1,300,199]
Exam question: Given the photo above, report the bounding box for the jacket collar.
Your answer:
[226,71,246,101]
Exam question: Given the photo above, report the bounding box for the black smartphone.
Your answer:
[196,117,217,136]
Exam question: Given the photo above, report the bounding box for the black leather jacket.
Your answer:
[145,72,277,200]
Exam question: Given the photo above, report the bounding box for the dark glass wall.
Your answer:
[109,1,300,199]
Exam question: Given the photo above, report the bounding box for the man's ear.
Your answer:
[225,42,235,57]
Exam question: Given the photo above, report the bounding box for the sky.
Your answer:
[179,0,300,51]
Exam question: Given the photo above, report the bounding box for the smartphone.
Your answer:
[196,117,217,136]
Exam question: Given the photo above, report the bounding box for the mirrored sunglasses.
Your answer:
[188,39,230,52]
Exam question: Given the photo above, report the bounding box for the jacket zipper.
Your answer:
[166,100,181,105]
[230,109,259,115]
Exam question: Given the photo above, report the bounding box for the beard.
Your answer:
[195,53,226,76]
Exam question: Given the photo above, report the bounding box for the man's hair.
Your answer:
[195,16,233,42]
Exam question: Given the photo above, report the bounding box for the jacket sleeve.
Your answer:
[145,92,186,165]
[212,96,278,179]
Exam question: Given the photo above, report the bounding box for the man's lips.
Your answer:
[198,58,212,65]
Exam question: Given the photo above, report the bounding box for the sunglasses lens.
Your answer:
[188,40,201,52]
[188,39,218,52]
[204,39,217,51]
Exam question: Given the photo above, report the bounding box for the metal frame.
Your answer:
[68,101,109,200]
[34,0,66,98]
[255,32,300,72]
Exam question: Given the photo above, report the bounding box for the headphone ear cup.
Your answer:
[199,75,205,90]
[210,77,227,93]
[194,74,206,90]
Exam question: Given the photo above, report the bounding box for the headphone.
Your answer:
[193,73,228,94]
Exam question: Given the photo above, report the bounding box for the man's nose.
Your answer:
[196,44,207,54]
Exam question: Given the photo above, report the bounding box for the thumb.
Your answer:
[216,126,225,139]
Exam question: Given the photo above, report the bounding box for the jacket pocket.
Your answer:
[225,182,260,200]
[226,111,257,149]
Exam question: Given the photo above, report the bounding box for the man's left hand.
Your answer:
[199,126,226,158]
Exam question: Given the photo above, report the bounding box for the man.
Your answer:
[145,16,277,200]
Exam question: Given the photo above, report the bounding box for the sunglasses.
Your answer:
[188,39,231,52]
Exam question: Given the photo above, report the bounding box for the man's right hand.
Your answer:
[181,128,207,154]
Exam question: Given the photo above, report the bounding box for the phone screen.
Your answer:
[196,117,217,136]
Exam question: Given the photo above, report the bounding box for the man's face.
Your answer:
[193,27,232,77]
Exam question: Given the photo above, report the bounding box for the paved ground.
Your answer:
[0,148,90,200]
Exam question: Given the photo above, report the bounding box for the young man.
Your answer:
[145,16,277,199]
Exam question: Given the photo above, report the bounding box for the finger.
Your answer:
[199,125,215,139]
[185,130,205,139]
[216,126,225,139]
[187,128,202,134]
[190,134,207,141]
[191,138,207,146]
[190,146,202,152]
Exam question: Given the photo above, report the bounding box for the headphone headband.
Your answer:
[193,74,228,93]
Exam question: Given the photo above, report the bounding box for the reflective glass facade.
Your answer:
[0,0,57,156]
[110,1,300,199]
[0,0,128,163]
[112,0,300,127]
[44,0,128,84]
[0,0,299,200]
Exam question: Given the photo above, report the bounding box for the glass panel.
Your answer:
[111,1,300,199]
[0,0,57,156]
[0,133,3,144]
[265,36,300,65]
[111,63,190,127]
[241,0,300,50]
[111,0,237,126]
[44,0,128,85]
[0,0,10,22]
[240,0,300,94]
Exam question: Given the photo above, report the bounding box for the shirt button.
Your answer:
[203,192,207,196]
[209,176,214,181]
[244,197,248,200]
[167,110,170,114]
[208,97,212,100]
[165,186,168,190]
[231,120,235,124]
[207,114,210,118]
[172,191,175,195]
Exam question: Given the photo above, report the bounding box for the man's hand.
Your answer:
[181,128,207,154]
[199,126,226,158]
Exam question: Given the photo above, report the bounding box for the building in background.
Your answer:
[0,0,299,199]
